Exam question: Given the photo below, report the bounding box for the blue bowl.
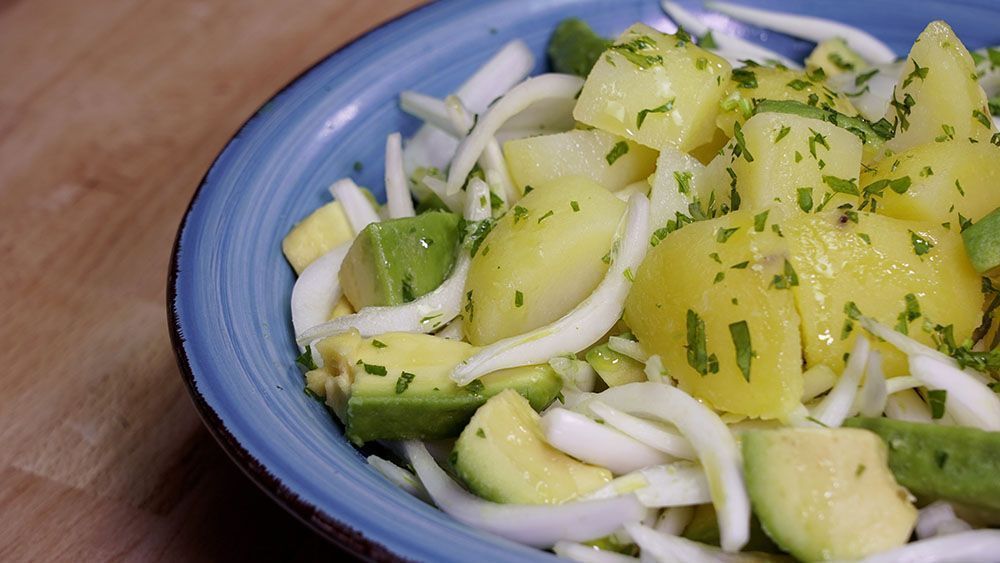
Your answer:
[168,1,999,560]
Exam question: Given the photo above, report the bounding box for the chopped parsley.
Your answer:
[674,171,694,195]
[362,362,387,376]
[608,35,663,69]
[753,210,769,232]
[822,175,860,196]
[955,179,966,197]
[624,267,635,282]
[606,140,630,165]
[858,232,872,245]
[928,389,948,420]
[476,428,486,438]
[732,121,755,163]
[920,166,934,177]
[770,259,799,289]
[828,52,856,71]
[808,129,830,158]
[895,293,922,334]
[935,123,956,142]
[395,371,416,394]
[715,226,740,242]
[699,30,718,49]
[686,309,719,376]
[512,205,529,224]
[537,210,555,223]
[372,339,388,349]
[731,261,750,269]
[295,347,317,371]
[514,290,524,308]
[797,187,814,212]
[636,99,676,128]
[774,125,791,143]
[855,68,879,87]
[902,59,929,88]
[714,271,726,284]
[728,320,754,381]
[786,79,811,91]
[732,67,758,89]
[570,200,580,212]
[709,252,722,263]
[909,230,934,256]
[973,109,992,128]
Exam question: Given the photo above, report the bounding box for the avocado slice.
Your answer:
[845,417,1000,513]
[453,389,612,504]
[681,503,781,554]
[339,211,461,309]
[743,428,916,561]
[314,331,561,444]
[585,344,646,387]
[961,206,1000,274]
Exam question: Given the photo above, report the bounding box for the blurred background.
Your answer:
[0,1,422,560]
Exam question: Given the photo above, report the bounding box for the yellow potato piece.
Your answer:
[573,23,730,151]
[884,21,996,154]
[625,210,803,419]
[282,201,354,274]
[860,139,1000,225]
[783,211,982,376]
[464,176,625,345]
[503,128,657,193]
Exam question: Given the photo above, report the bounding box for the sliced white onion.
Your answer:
[419,175,465,213]
[655,505,695,536]
[854,349,888,418]
[858,529,1000,563]
[400,91,459,135]
[290,243,351,337]
[916,501,973,540]
[553,541,640,563]
[597,463,711,508]
[583,383,749,552]
[827,62,901,121]
[859,317,959,369]
[384,133,415,219]
[586,401,695,460]
[643,355,672,385]
[444,95,516,206]
[785,402,824,428]
[328,178,380,233]
[296,179,490,345]
[810,336,870,427]
[541,409,674,475]
[705,1,897,64]
[497,96,577,143]
[445,73,585,194]
[626,523,755,563]
[660,1,800,69]
[609,336,650,363]
[885,389,934,423]
[909,354,1000,431]
[451,193,649,384]
[435,317,464,340]
[886,375,922,395]
[367,454,429,502]
[403,40,535,175]
[801,364,837,402]
[550,356,598,393]
[402,441,646,549]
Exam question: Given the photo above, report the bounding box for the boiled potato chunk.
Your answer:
[716,65,859,137]
[648,147,709,234]
[282,201,354,274]
[805,38,869,78]
[783,211,982,377]
[573,23,730,151]
[625,210,803,419]
[503,129,657,193]
[725,112,862,216]
[464,176,625,345]
[884,21,996,154]
[860,139,1000,225]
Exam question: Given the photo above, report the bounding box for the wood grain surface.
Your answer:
[0,0,424,560]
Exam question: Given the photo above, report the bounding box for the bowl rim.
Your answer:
[165,2,439,560]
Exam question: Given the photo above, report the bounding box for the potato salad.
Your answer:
[282,2,1000,561]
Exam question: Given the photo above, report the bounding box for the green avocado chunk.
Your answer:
[452,390,612,504]
[743,428,916,561]
[682,503,781,554]
[313,332,561,444]
[585,344,646,387]
[845,416,1000,512]
[961,206,1000,274]
[339,211,460,309]
[547,18,611,78]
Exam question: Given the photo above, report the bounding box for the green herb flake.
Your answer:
[512,205,529,224]
[624,267,635,282]
[822,175,860,196]
[637,99,676,129]
[973,109,992,128]
[753,210,769,232]
[935,123,956,142]
[770,259,800,290]
[786,79,811,91]
[902,59,929,88]
[855,463,867,477]
[794,151,803,163]
[523,185,534,194]
[605,140,630,165]
[570,200,580,212]
[395,371,416,394]
[797,187,814,212]
[686,309,719,375]
[709,252,722,263]
[609,35,664,69]
[537,210,555,224]
[476,428,486,438]
[909,230,934,256]
[855,69,879,87]
[955,180,966,197]
[920,166,934,178]
[295,347,318,371]
[372,339,388,349]
[716,226,740,243]
[829,52,856,71]
[858,232,872,245]
[728,320,754,381]
[808,129,830,159]
[713,271,726,284]
[774,125,791,144]
[695,57,708,70]
[732,121,755,163]
[363,363,388,376]
[732,67,758,89]
[699,30,718,49]
[674,170,694,195]
[731,261,750,269]
[928,389,948,419]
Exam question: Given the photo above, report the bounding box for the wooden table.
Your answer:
[0,1,424,559]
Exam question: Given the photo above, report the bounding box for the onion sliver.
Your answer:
[609,336,649,363]
[858,529,1000,563]
[290,243,351,337]
[886,375,922,395]
[582,383,749,552]
[445,73,584,194]
[885,389,934,423]
[704,1,897,63]
[855,349,888,418]
[403,441,646,549]
[588,462,711,508]
[296,179,490,344]
[909,354,1000,431]
[810,335,870,427]
[451,193,649,384]
[915,501,972,540]
[553,542,640,563]
[587,401,695,460]
[655,506,695,536]
[660,1,800,69]
[541,409,673,475]
[626,523,753,563]
[384,133,414,219]
[366,454,429,502]
[328,178,380,233]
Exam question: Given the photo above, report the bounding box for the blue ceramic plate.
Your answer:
[169,1,998,560]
